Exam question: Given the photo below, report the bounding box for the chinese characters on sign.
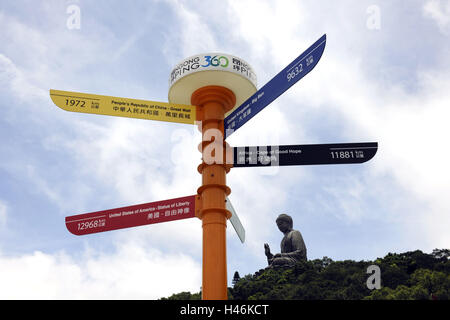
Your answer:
[225,91,265,132]
[232,142,378,167]
[231,57,256,84]
[225,34,327,138]
[65,195,196,236]
[169,54,257,88]
[50,89,196,125]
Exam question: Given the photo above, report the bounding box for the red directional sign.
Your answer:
[65,195,196,236]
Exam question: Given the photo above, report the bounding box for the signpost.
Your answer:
[232,142,378,167]
[51,33,378,300]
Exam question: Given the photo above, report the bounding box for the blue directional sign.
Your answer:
[232,142,378,167]
[225,34,327,138]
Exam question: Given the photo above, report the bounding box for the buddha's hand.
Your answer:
[264,243,271,257]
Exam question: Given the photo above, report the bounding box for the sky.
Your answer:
[0,0,449,299]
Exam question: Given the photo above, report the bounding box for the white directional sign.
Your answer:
[226,197,245,244]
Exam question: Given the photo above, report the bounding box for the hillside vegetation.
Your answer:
[163,249,450,300]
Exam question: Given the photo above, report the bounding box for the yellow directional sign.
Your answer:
[50,89,196,125]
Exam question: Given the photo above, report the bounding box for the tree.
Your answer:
[161,291,201,300]
[232,271,241,287]
[432,249,450,260]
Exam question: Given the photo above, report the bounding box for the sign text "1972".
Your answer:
[66,99,86,107]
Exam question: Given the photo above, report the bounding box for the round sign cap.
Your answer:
[168,53,257,114]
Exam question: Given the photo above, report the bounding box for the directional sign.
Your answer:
[65,195,196,236]
[226,197,245,244]
[232,142,378,167]
[225,34,327,138]
[50,89,196,125]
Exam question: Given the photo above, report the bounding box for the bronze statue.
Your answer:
[264,214,307,267]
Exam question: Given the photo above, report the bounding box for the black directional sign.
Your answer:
[232,142,378,167]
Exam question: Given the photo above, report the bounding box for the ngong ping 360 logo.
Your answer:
[169,53,257,87]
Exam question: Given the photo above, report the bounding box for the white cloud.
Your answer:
[228,0,306,60]
[423,0,450,33]
[0,201,7,229]
[0,240,201,299]
[163,0,219,62]
[0,54,47,104]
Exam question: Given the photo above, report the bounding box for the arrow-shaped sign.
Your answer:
[226,197,245,244]
[232,142,378,167]
[225,34,327,138]
[65,195,196,236]
[50,89,197,125]
[65,194,248,242]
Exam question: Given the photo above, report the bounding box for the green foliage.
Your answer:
[160,291,201,300]
[162,249,449,300]
[231,259,372,300]
[230,249,449,300]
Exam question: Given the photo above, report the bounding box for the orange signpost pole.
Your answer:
[192,86,236,300]
[169,52,256,301]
